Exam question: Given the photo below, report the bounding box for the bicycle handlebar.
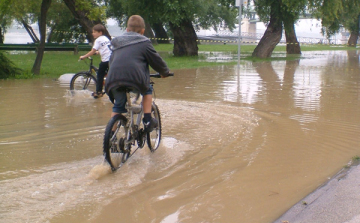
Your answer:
[150,72,174,78]
[78,57,93,62]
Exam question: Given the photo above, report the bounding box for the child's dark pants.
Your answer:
[96,61,109,93]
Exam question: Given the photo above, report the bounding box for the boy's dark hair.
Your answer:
[93,24,112,40]
[127,15,145,33]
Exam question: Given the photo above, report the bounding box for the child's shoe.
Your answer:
[143,118,158,132]
[92,92,104,99]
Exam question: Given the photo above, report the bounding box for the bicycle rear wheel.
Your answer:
[70,72,97,93]
[103,114,130,171]
[147,103,162,152]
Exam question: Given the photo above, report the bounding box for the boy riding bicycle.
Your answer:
[105,15,170,132]
[80,24,111,98]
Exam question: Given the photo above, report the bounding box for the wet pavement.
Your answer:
[1,50,360,222]
[274,163,360,223]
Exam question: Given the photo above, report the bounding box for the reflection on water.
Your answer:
[0,50,360,222]
[199,51,238,62]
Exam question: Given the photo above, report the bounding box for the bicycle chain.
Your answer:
[137,129,146,148]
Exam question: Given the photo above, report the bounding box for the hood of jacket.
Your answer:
[110,32,149,51]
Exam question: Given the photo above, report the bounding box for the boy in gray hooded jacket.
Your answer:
[105,15,170,132]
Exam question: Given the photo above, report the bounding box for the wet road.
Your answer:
[1,50,360,222]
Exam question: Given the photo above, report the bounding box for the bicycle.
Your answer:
[103,73,174,171]
[69,57,105,94]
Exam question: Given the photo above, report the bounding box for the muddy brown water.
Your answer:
[1,50,360,223]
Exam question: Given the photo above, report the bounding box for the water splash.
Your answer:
[88,162,112,180]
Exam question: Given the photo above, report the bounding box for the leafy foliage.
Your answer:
[309,0,360,37]
[74,0,107,22]
[253,0,308,25]
[46,1,88,43]
[48,21,88,43]
[106,0,237,31]
[0,52,22,79]
[0,0,12,42]
[0,0,40,24]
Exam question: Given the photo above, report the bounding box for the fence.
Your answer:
[0,43,91,54]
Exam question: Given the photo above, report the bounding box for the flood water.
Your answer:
[1,50,360,223]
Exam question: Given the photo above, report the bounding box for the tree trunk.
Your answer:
[169,19,198,56]
[62,0,110,43]
[21,19,40,43]
[347,31,359,47]
[0,27,3,44]
[47,24,56,43]
[144,21,157,45]
[252,3,282,58]
[152,23,170,44]
[348,15,359,47]
[284,20,301,54]
[32,0,51,74]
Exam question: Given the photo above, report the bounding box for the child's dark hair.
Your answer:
[93,24,112,40]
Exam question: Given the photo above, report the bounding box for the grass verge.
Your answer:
[2,43,358,79]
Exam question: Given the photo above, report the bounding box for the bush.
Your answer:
[0,52,22,79]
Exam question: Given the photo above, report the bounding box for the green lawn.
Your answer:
[3,43,358,79]
[154,43,357,53]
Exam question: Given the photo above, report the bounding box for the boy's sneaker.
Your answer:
[143,118,158,132]
[92,92,104,99]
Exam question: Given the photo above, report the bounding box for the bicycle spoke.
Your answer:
[103,115,129,171]
[147,103,162,152]
[69,72,97,93]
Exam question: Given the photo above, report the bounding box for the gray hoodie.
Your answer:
[105,32,169,101]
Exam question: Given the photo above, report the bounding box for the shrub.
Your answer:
[0,52,22,79]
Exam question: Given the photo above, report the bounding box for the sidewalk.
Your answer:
[273,163,360,223]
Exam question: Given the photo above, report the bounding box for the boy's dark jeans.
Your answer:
[96,61,109,93]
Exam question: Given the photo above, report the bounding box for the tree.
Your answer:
[311,0,360,47]
[0,0,111,74]
[169,19,199,56]
[0,0,50,74]
[0,52,22,79]
[0,0,12,43]
[105,0,238,56]
[21,19,40,43]
[152,23,170,44]
[0,27,3,43]
[158,0,238,56]
[62,0,110,43]
[252,0,307,58]
[281,0,307,54]
[32,0,52,74]
[0,0,41,43]
[46,0,88,43]
[347,15,360,46]
[252,0,283,58]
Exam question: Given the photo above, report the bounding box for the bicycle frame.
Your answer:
[87,57,99,73]
[103,72,173,170]
[123,92,144,149]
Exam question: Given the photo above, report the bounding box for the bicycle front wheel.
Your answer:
[70,72,97,93]
[103,114,130,171]
[147,103,162,152]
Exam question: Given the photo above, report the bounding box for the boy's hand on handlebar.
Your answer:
[79,55,86,60]
[161,72,174,78]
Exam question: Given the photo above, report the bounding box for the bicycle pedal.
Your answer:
[122,148,130,153]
